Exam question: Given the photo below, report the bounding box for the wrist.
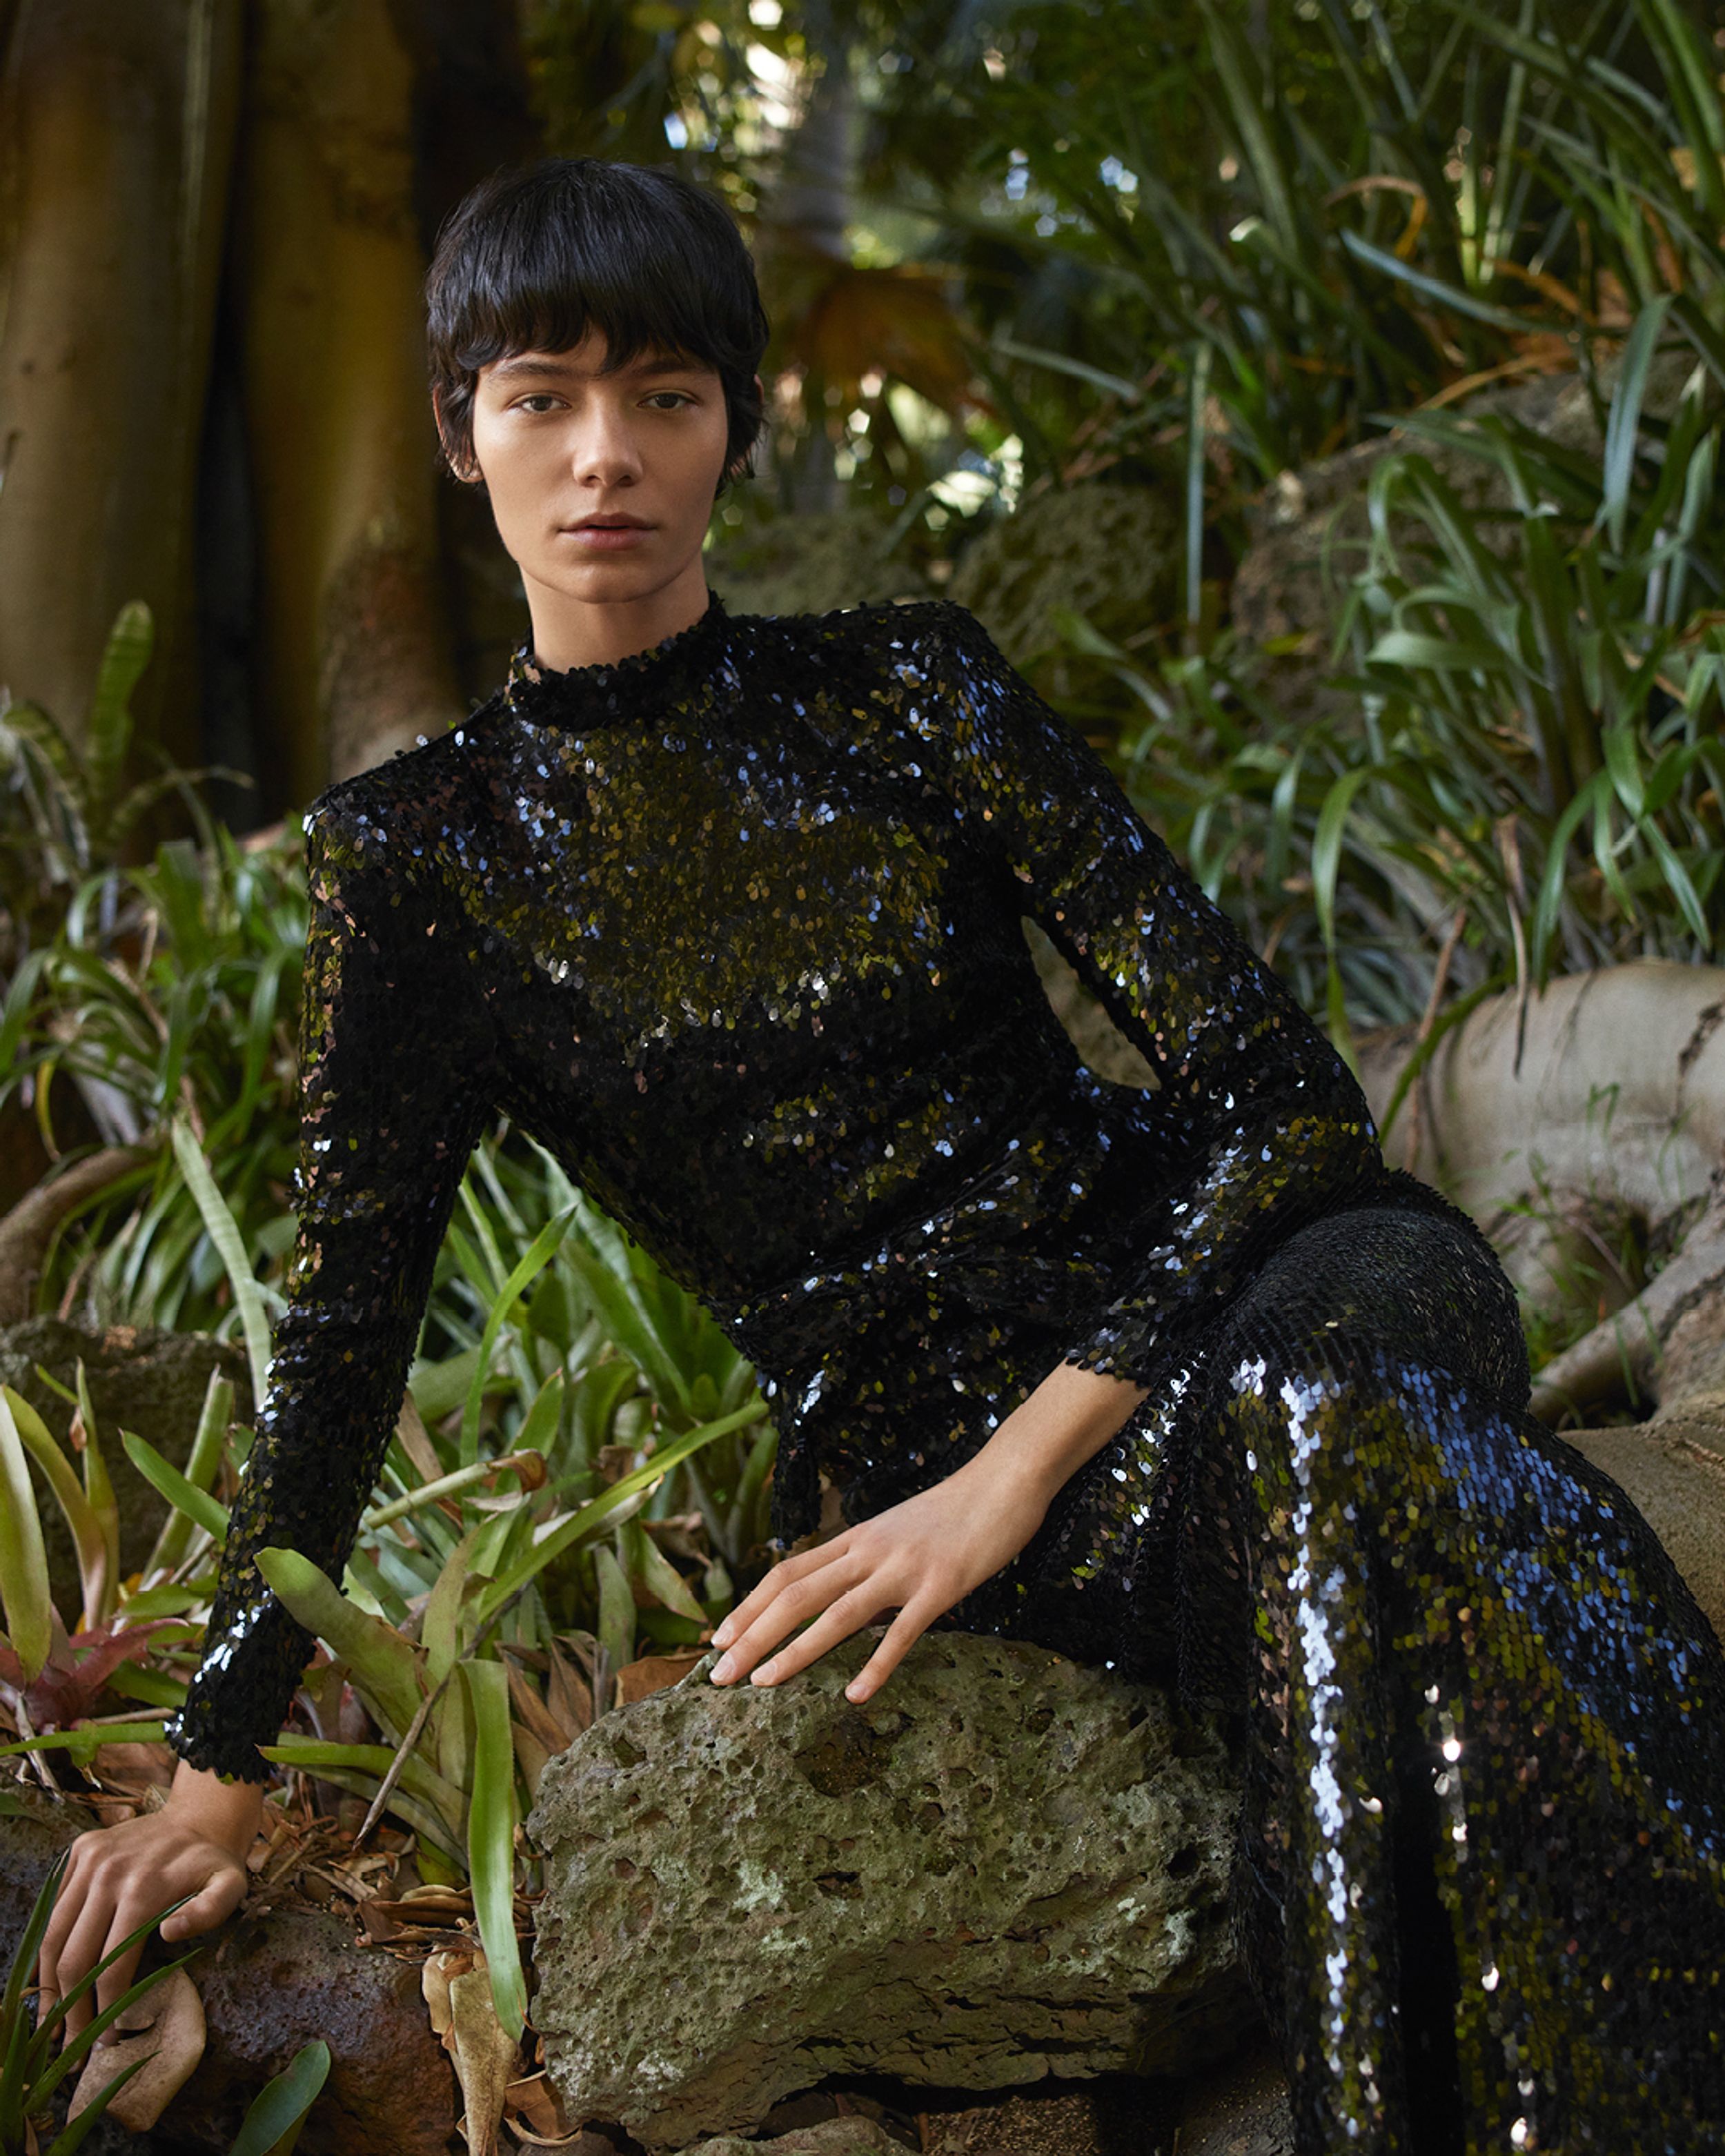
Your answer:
[969,1361,1151,1510]
[167,1758,267,1854]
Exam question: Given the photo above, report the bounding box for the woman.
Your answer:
[37,157,1725,2153]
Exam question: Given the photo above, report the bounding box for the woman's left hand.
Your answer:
[706,1454,1049,1705]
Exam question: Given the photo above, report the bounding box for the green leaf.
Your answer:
[120,1430,229,1546]
[422,1524,488,1694]
[624,1519,709,1626]
[3,1385,107,1631]
[461,1203,578,1468]
[72,1361,120,1627]
[141,1365,233,1583]
[253,1547,425,1740]
[0,1721,168,1766]
[257,1737,466,1848]
[226,2039,332,2156]
[1601,296,1674,551]
[1312,765,1383,956]
[168,1114,273,1410]
[594,1544,635,1699]
[462,1659,528,2040]
[473,1401,766,1625]
[1600,721,1646,819]
[83,600,153,835]
[0,1389,52,1684]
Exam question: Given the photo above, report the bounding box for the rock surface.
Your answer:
[945,480,1179,674]
[703,509,931,619]
[528,1631,1249,2151]
[681,2123,909,2156]
[0,1316,253,1616]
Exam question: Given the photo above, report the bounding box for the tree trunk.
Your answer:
[1356,960,1725,1644]
[238,0,464,795]
[0,0,243,775]
[751,1,862,517]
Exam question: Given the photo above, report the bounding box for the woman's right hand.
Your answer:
[35,1759,266,2048]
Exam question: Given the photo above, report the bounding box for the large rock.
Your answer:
[945,480,1179,675]
[0,1316,253,1617]
[703,509,932,619]
[1230,350,1697,676]
[528,1631,1249,2151]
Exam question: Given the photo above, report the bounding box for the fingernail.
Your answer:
[751,1662,775,1685]
[711,1653,734,1682]
[712,1620,734,1649]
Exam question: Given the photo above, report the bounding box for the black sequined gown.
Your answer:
[166,589,1725,2153]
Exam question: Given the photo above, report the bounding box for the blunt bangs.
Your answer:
[425,157,771,497]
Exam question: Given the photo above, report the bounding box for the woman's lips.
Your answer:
[563,523,652,550]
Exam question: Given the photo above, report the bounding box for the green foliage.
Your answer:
[0,809,309,1337]
[226,2040,330,2156]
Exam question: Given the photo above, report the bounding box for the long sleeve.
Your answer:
[903,600,1385,1384]
[166,793,493,1781]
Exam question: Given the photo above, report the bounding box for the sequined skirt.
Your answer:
[773,1187,1725,2153]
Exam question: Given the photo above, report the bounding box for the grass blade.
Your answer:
[119,1430,228,1547]
[462,1659,527,2040]
[1601,295,1673,551]
[0,1389,53,1683]
[168,1114,272,1409]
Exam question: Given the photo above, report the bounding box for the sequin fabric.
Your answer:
[165,587,1725,2150]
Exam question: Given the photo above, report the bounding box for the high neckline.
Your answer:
[502,586,732,723]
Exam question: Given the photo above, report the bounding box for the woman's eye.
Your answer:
[645,391,694,410]
[516,395,562,414]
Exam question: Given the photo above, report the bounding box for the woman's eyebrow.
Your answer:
[489,353,704,383]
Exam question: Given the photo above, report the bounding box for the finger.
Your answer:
[52,1897,126,2048]
[711,1541,845,1650]
[159,1866,244,1941]
[713,1556,867,1682]
[92,1920,148,2026]
[747,1582,902,1688]
[843,1601,934,1704]
[36,1841,95,2001]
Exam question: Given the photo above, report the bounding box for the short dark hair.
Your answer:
[424,157,771,498]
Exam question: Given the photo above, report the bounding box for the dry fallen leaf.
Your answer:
[616,1650,706,1705]
[422,1948,520,2156]
[66,1967,206,2131]
[504,2067,584,2146]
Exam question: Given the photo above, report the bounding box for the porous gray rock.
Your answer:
[945,480,1180,675]
[702,509,931,619]
[527,1629,1249,2151]
[0,1316,252,1617]
[680,2124,907,2156]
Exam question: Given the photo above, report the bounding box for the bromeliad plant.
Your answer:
[0,1117,777,2041]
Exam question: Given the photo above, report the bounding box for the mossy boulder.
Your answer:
[945,482,1181,671]
[702,512,933,620]
[0,1317,251,1616]
[528,1630,1248,2150]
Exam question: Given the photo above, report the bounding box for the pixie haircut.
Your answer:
[425,157,771,498]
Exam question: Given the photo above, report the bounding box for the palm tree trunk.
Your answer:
[239,0,464,794]
[0,0,243,776]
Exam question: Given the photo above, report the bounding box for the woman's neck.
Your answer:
[523,562,716,673]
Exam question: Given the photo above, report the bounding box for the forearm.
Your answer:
[963,1358,1151,1511]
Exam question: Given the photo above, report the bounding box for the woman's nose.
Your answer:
[573,406,644,484]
